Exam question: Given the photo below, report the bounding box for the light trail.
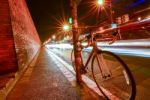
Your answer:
[46,39,150,58]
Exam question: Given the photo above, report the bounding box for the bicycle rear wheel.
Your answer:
[91,50,136,100]
[71,49,90,73]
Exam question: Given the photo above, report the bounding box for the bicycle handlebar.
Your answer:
[79,31,120,48]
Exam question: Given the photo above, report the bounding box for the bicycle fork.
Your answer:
[96,53,112,79]
[93,41,112,80]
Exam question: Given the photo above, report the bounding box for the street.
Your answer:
[46,43,150,99]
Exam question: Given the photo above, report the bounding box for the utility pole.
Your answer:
[110,0,113,24]
[69,0,82,83]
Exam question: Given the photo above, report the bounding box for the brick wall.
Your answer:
[0,0,41,75]
[0,0,18,75]
[8,0,41,71]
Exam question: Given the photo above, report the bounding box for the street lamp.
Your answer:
[97,0,114,24]
[97,0,104,5]
[63,24,70,31]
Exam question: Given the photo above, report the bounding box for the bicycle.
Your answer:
[71,31,136,100]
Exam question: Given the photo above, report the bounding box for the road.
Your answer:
[46,42,150,99]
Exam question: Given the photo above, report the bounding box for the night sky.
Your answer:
[26,0,70,42]
[26,0,111,42]
[26,0,150,42]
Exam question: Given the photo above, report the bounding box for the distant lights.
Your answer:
[138,17,141,21]
[52,35,56,40]
[99,27,104,31]
[111,23,117,28]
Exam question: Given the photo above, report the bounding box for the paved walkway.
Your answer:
[6,47,101,100]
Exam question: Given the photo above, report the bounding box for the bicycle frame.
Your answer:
[82,40,99,69]
[81,35,111,77]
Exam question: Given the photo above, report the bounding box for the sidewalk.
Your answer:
[6,47,101,100]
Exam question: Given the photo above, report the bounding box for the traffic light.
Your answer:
[68,17,72,24]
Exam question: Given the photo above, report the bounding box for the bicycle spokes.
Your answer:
[92,51,135,99]
[96,54,112,80]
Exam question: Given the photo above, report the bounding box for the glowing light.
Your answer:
[99,27,104,31]
[63,24,70,31]
[138,17,141,21]
[52,35,56,40]
[68,17,72,24]
[97,0,104,5]
[111,23,117,28]
[49,14,72,39]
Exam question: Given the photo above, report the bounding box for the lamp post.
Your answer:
[69,0,82,83]
[110,0,114,24]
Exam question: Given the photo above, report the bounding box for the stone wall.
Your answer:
[8,0,41,71]
[0,0,41,75]
[0,0,41,97]
[0,0,18,75]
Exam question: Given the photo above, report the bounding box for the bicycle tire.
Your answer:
[71,49,76,71]
[91,50,136,100]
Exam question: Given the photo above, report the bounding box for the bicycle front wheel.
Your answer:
[91,50,136,100]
